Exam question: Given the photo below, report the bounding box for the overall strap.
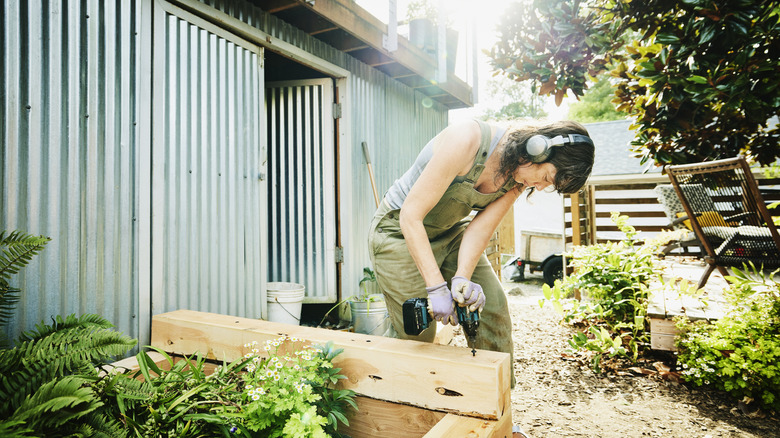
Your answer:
[463,120,493,184]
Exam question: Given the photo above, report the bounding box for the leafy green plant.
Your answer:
[319,266,383,327]
[98,348,253,437]
[0,314,137,437]
[98,338,357,437]
[1,230,137,437]
[541,212,672,371]
[1,231,51,347]
[675,264,780,410]
[488,0,780,167]
[240,336,356,437]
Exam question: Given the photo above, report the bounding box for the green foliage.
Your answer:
[676,264,780,410]
[567,76,625,123]
[1,231,51,346]
[487,0,616,106]
[358,266,377,297]
[240,336,356,437]
[480,76,548,120]
[541,212,667,371]
[488,0,780,167]
[0,314,136,437]
[99,338,356,437]
[98,348,253,437]
[405,0,437,22]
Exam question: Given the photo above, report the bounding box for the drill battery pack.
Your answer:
[402,297,430,336]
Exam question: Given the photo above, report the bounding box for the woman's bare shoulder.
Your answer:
[434,119,482,154]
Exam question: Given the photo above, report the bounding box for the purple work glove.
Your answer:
[425,282,458,326]
[451,276,486,313]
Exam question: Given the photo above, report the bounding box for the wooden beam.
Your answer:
[342,396,446,437]
[151,310,511,420]
[423,412,512,437]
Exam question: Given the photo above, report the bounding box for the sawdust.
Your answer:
[451,273,779,438]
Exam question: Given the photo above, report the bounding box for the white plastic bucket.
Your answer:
[266,282,305,325]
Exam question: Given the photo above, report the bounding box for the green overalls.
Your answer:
[368,120,516,369]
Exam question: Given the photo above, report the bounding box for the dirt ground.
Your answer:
[453,272,780,438]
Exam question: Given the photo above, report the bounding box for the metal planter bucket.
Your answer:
[349,295,389,336]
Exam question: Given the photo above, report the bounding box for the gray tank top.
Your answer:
[384,121,507,209]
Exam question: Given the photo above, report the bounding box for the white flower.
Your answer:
[251,394,260,401]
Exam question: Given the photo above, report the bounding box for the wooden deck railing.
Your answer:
[564,172,780,249]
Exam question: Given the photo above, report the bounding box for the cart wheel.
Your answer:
[542,256,563,287]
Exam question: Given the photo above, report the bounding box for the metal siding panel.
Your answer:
[152,5,264,321]
[1,0,138,343]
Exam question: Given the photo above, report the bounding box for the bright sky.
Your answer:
[356,0,570,122]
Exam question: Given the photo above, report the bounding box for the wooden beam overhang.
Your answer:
[250,0,473,109]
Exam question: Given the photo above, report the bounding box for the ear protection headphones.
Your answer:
[526,134,594,163]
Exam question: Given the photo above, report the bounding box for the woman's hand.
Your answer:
[425,282,458,325]
[451,276,486,312]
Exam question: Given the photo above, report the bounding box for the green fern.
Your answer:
[0,315,136,416]
[12,376,100,428]
[0,231,50,343]
[0,419,36,437]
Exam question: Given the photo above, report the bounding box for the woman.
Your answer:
[368,118,594,365]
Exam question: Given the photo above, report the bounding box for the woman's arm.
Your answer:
[399,120,481,287]
[455,186,522,279]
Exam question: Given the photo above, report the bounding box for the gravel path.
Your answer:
[451,271,779,438]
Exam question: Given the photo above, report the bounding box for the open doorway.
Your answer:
[264,52,340,310]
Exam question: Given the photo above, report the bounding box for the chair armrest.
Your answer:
[670,215,690,227]
[724,212,758,225]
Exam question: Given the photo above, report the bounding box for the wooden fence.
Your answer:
[564,172,780,248]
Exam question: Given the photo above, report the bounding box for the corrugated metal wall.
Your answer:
[201,0,448,296]
[1,0,139,343]
[1,0,449,345]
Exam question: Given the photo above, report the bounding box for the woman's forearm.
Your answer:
[399,214,445,287]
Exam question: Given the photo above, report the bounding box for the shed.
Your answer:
[1,0,474,345]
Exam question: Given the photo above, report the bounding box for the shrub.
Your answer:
[676,264,780,410]
[541,212,677,371]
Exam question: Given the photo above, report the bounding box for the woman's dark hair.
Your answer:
[498,121,595,194]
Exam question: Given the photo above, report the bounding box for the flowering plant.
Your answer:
[240,336,356,437]
[675,264,780,410]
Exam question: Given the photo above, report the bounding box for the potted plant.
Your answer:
[346,267,389,336]
[405,0,458,72]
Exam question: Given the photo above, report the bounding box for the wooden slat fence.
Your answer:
[564,172,780,249]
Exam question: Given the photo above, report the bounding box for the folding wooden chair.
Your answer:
[667,157,780,288]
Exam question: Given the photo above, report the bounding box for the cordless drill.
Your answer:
[402,297,480,356]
